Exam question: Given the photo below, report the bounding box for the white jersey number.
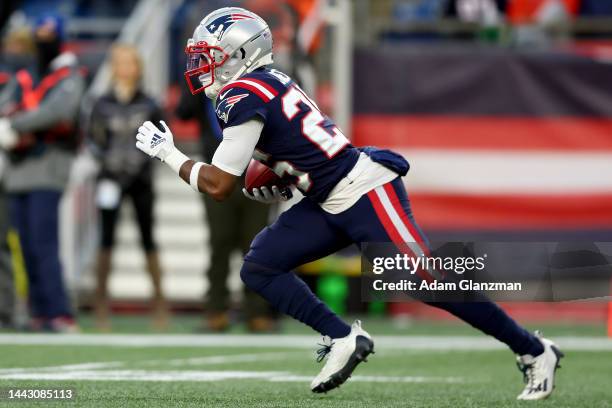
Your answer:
[282,86,349,158]
[272,160,312,192]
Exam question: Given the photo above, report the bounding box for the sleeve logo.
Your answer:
[216,93,249,123]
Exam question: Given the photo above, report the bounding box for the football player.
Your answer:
[136,7,563,398]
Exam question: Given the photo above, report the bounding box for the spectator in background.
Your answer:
[89,44,169,331]
[0,26,36,330]
[0,15,84,332]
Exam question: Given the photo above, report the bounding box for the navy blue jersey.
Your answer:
[215,68,360,203]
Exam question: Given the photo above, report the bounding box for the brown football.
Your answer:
[245,159,283,191]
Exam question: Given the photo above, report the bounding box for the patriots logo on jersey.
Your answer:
[206,13,255,39]
[216,93,250,123]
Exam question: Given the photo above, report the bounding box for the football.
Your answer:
[245,159,282,191]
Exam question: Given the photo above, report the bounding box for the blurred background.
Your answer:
[0,0,611,335]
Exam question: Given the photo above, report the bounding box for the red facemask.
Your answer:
[184,41,228,95]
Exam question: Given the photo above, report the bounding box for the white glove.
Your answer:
[242,186,290,203]
[0,118,19,150]
[136,120,176,161]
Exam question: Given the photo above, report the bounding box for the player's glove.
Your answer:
[0,118,19,150]
[136,120,176,161]
[242,186,291,203]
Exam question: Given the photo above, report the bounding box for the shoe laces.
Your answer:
[315,338,334,363]
[517,360,536,386]
[517,330,545,385]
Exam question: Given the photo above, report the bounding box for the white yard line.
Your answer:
[0,334,610,351]
[0,362,123,375]
[0,353,301,383]
[0,369,466,384]
[0,370,287,382]
[0,352,301,375]
[0,349,469,385]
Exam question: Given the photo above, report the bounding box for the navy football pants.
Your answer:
[244,178,427,272]
[241,178,542,356]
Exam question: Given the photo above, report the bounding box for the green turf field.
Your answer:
[0,317,610,407]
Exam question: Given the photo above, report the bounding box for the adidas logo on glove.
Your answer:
[150,133,164,148]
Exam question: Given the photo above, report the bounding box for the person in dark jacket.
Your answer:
[0,26,35,330]
[0,16,83,332]
[89,44,168,331]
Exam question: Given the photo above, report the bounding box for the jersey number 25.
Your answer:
[282,85,349,159]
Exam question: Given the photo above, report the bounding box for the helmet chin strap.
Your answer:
[204,80,223,99]
[233,47,262,80]
[249,52,273,72]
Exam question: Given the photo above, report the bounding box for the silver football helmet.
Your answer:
[184,7,273,99]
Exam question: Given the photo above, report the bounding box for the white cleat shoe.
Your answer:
[310,320,374,393]
[516,331,564,400]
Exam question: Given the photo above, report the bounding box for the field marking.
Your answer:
[0,362,123,375]
[0,350,469,385]
[0,370,287,382]
[0,334,610,351]
[0,369,466,384]
[0,352,302,375]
